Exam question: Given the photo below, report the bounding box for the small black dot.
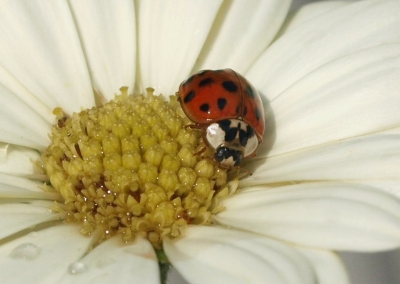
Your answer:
[199,77,214,87]
[217,98,227,110]
[255,108,261,121]
[200,103,210,113]
[245,85,255,98]
[183,91,196,103]
[222,81,238,93]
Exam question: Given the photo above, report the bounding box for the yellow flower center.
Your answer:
[41,87,230,249]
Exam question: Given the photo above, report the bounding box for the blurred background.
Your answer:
[169,0,400,283]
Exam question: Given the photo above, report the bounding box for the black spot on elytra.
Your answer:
[255,108,261,121]
[245,85,255,98]
[199,77,214,87]
[200,103,210,113]
[183,91,195,103]
[217,98,227,110]
[222,81,238,93]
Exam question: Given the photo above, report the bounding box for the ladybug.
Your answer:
[177,69,264,169]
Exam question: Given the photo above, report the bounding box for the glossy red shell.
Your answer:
[178,69,264,141]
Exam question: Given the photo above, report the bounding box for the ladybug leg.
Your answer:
[234,166,253,177]
[184,124,202,130]
[193,146,208,156]
[225,165,252,180]
[245,151,257,159]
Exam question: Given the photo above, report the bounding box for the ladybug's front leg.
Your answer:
[245,151,258,159]
[184,123,202,131]
[183,124,211,157]
[227,166,253,179]
[193,146,208,156]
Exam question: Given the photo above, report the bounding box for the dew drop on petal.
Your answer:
[9,243,40,260]
[68,262,87,275]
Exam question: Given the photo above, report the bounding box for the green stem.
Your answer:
[159,262,171,284]
[156,249,171,284]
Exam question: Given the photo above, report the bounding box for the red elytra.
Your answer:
[178,69,264,140]
[177,69,265,168]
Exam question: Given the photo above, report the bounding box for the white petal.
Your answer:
[0,224,93,284]
[0,173,59,200]
[380,127,400,135]
[0,144,43,177]
[347,180,400,201]
[68,0,136,101]
[281,2,351,35]
[0,200,64,240]
[0,78,51,149]
[164,226,315,284]
[58,236,159,284]
[0,0,94,115]
[253,43,400,157]
[136,0,223,95]
[297,249,350,284]
[193,0,291,73]
[243,134,400,186]
[248,0,400,101]
[215,182,400,251]
[0,171,59,200]
[0,173,44,192]
[0,142,8,161]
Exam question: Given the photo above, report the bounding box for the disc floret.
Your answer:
[42,88,228,248]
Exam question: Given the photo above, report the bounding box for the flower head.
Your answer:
[1,0,400,283]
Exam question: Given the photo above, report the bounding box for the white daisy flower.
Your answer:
[0,0,399,283]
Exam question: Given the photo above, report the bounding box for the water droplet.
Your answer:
[9,243,40,260]
[68,262,87,275]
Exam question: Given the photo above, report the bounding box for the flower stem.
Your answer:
[156,249,170,284]
[159,262,171,284]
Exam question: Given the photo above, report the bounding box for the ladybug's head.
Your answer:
[214,146,243,168]
[204,119,259,169]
